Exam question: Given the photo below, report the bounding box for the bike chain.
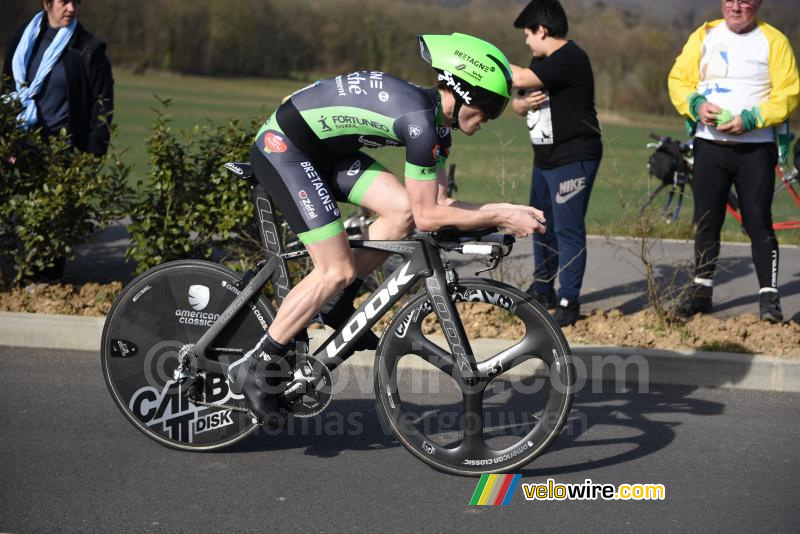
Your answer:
[184,377,250,414]
[188,396,249,414]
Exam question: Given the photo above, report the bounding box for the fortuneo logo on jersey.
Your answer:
[188,285,210,311]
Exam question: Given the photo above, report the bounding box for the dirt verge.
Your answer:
[1,282,797,358]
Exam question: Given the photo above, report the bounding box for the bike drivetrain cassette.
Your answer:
[285,355,333,418]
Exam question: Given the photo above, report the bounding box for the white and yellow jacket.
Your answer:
[668,19,799,144]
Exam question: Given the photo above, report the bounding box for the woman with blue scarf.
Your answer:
[2,0,113,156]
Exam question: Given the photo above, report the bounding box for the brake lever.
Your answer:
[473,235,514,275]
[474,254,500,276]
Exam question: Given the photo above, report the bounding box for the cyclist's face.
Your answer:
[458,104,489,136]
[722,0,760,34]
[44,0,79,29]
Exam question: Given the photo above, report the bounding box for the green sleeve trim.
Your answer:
[688,92,707,122]
[298,219,345,245]
[347,160,385,205]
[740,108,761,132]
[684,118,697,138]
[405,162,437,180]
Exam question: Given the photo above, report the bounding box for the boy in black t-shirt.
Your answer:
[510,0,603,327]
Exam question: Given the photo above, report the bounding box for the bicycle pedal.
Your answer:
[283,355,333,418]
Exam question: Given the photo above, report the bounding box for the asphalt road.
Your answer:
[1,346,799,533]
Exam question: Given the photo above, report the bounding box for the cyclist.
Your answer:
[228,33,547,422]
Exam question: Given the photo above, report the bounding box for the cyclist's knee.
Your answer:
[393,208,415,235]
[319,263,357,292]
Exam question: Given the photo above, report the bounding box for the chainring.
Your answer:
[286,355,333,418]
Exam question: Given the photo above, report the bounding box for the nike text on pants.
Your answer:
[530,159,600,302]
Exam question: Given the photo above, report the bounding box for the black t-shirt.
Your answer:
[525,40,602,169]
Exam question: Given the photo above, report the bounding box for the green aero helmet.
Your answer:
[418,33,512,120]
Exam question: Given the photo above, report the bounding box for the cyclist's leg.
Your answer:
[730,142,779,291]
[267,232,356,344]
[330,153,414,278]
[249,140,355,345]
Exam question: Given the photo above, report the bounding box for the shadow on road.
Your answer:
[519,384,724,477]
[226,399,400,457]
[224,380,734,479]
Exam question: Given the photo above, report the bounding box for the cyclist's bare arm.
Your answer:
[436,166,452,205]
[406,175,545,237]
[434,166,546,222]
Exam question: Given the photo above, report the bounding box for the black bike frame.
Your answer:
[189,170,478,380]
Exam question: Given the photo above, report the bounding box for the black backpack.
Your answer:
[648,139,688,185]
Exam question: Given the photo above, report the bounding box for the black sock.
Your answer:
[259,331,291,357]
[320,278,364,328]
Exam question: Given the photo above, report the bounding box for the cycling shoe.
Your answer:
[228,353,289,425]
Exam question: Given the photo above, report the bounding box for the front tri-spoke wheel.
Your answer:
[373,280,573,475]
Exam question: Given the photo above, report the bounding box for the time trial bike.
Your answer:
[101,161,574,476]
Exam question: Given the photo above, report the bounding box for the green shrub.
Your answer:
[125,98,263,273]
[0,94,131,286]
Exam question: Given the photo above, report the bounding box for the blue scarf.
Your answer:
[10,11,77,129]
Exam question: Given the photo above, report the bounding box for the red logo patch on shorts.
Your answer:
[263,132,288,153]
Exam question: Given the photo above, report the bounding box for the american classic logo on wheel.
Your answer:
[262,131,288,153]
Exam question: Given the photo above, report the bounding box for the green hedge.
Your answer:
[0,95,130,285]
[124,98,263,274]
[2,95,286,287]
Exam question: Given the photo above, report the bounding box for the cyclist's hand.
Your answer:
[716,115,745,135]
[698,102,722,126]
[500,208,547,237]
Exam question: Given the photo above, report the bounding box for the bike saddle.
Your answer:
[224,162,254,180]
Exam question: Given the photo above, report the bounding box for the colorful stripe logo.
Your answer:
[469,474,522,505]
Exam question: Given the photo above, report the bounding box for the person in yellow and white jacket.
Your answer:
[668,0,799,323]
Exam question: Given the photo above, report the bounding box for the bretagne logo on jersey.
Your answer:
[188,285,210,311]
[409,124,423,138]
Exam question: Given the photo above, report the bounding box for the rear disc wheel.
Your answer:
[101,260,274,451]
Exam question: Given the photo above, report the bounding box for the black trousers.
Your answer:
[692,138,779,290]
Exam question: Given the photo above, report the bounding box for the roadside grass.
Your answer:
[112,69,800,245]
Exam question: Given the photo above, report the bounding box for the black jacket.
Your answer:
[2,19,114,156]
